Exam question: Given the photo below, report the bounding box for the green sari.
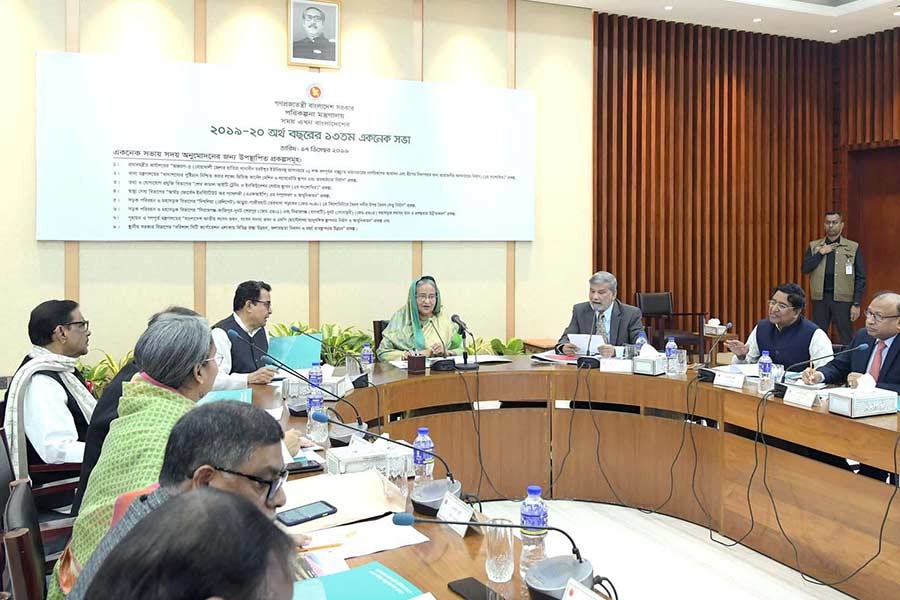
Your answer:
[377,277,462,362]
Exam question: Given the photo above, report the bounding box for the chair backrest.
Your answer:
[3,528,42,600]
[634,292,674,316]
[4,479,46,599]
[373,320,389,353]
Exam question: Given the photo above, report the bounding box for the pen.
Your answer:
[298,542,343,553]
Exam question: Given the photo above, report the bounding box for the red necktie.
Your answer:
[868,341,887,381]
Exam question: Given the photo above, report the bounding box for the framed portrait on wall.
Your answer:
[288,0,341,68]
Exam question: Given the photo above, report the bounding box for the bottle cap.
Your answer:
[526,485,542,496]
[417,427,429,435]
[668,336,675,342]
[363,343,371,348]
[761,350,770,356]
[312,361,320,366]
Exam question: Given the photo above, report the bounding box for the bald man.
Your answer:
[803,291,900,483]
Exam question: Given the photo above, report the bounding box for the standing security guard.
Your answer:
[802,211,866,345]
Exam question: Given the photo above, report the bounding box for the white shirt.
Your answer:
[732,325,834,369]
[865,335,896,375]
[211,313,269,390]
[23,374,85,464]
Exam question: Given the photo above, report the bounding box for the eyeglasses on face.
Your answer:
[203,355,224,367]
[767,300,794,312]
[61,320,90,330]
[253,300,272,309]
[415,294,437,302]
[864,310,900,324]
[304,14,324,23]
[212,466,288,503]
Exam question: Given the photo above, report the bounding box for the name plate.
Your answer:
[437,492,476,537]
[599,358,633,373]
[564,579,607,599]
[783,386,818,408]
[713,372,745,389]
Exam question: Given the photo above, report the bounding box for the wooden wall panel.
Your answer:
[594,14,832,338]
[835,27,900,216]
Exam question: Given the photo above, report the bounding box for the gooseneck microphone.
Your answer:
[577,309,602,369]
[450,314,469,334]
[784,343,870,373]
[289,326,370,389]
[773,343,870,398]
[227,329,364,426]
[451,314,479,372]
[703,321,733,368]
[392,512,600,599]
[310,413,462,515]
[392,512,582,561]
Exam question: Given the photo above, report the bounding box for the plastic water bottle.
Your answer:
[360,343,375,374]
[519,485,548,579]
[758,350,774,393]
[305,361,328,444]
[665,336,678,375]
[635,331,648,353]
[412,427,435,489]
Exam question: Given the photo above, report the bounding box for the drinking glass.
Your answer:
[485,518,515,583]
[676,349,689,374]
[623,344,636,359]
[282,379,304,411]
[771,364,785,383]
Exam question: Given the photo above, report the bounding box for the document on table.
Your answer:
[302,514,429,560]
[568,334,606,355]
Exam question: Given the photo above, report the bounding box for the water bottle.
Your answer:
[519,485,548,579]
[412,427,435,489]
[305,361,328,444]
[665,336,678,375]
[758,350,774,393]
[635,331,648,353]
[360,343,375,374]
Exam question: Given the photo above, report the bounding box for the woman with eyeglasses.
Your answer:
[47,314,219,600]
[377,276,463,362]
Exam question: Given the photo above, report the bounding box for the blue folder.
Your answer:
[268,333,323,369]
[293,562,422,600]
[197,388,253,405]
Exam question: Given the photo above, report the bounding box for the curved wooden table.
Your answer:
[316,357,900,599]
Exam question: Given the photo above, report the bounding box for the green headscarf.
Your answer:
[408,276,441,350]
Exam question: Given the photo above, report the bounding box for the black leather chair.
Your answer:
[634,292,707,360]
[373,319,389,355]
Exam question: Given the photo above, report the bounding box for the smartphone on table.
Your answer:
[276,500,337,527]
[448,577,506,600]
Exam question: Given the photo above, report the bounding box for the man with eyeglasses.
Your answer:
[212,280,277,390]
[292,4,336,62]
[802,211,866,345]
[801,292,900,483]
[65,401,303,600]
[3,300,95,511]
[725,283,833,371]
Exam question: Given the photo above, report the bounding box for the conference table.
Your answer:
[277,356,900,600]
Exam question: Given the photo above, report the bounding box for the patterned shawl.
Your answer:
[47,377,195,599]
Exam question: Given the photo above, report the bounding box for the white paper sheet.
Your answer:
[303,514,429,560]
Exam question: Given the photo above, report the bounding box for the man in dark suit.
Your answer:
[556,271,645,358]
[292,5,336,62]
[803,291,900,482]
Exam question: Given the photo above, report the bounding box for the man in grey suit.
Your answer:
[556,271,646,358]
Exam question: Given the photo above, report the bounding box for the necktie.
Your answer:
[596,313,609,344]
[868,341,887,381]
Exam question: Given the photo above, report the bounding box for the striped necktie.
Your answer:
[596,312,609,344]
[868,341,887,381]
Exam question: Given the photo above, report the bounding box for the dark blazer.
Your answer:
[818,329,900,395]
[556,300,645,351]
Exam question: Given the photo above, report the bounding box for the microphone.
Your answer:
[227,330,364,429]
[449,314,478,371]
[774,343,870,398]
[450,314,468,333]
[289,326,370,389]
[577,309,602,369]
[696,321,733,381]
[311,413,462,514]
[784,343,869,373]
[392,513,597,598]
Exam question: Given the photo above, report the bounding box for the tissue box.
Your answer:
[633,356,666,376]
[828,388,898,419]
[703,323,727,336]
[325,445,389,475]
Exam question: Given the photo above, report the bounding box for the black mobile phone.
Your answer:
[276,500,337,527]
[447,577,506,600]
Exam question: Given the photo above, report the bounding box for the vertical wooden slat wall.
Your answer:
[594,14,833,338]
[835,27,900,213]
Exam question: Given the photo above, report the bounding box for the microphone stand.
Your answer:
[456,325,479,372]
[577,309,601,369]
[697,322,733,382]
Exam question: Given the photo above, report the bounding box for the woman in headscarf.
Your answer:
[377,276,463,362]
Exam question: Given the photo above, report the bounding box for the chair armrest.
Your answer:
[28,463,81,474]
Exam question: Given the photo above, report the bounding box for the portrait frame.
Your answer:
[288,0,342,69]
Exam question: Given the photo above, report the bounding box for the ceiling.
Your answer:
[533,0,900,41]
